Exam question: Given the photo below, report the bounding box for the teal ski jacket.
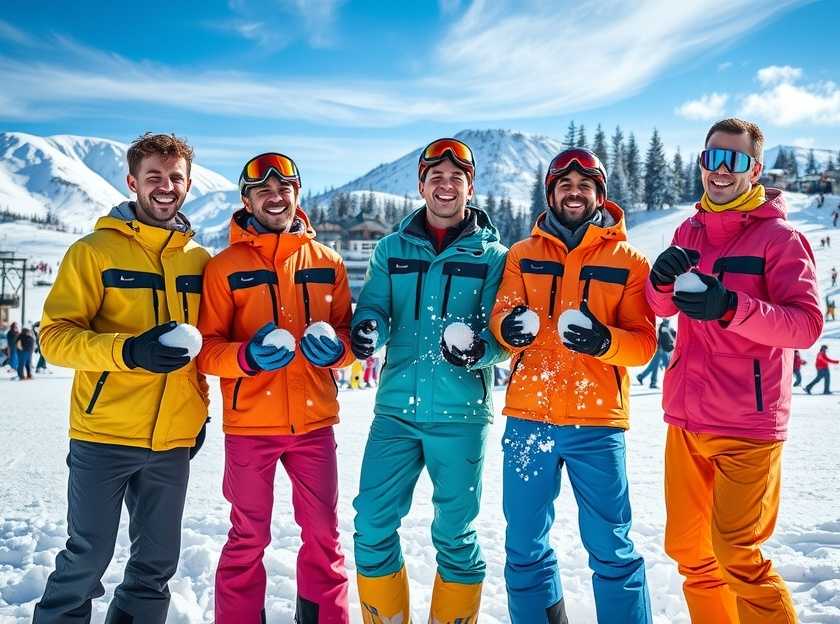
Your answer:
[352,206,509,423]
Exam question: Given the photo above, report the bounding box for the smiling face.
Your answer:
[702,130,763,204]
[550,169,603,228]
[243,175,298,232]
[418,159,473,228]
[126,153,191,228]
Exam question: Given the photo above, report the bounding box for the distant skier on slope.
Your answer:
[34,134,211,624]
[804,345,838,395]
[646,118,823,624]
[490,147,656,624]
[350,138,508,622]
[196,152,355,624]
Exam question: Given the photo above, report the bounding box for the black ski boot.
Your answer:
[547,597,570,624]
[294,596,320,624]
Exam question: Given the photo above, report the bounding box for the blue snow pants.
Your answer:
[353,413,488,584]
[503,417,652,624]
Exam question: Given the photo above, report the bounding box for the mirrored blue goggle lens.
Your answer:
[702,148,752,173]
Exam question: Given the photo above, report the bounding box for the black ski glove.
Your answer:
[123,321,190,373]
[189,417,210,460]
[672,272,738,320]
[651,246,701,288]
[562,301,612,357]
[441,337,486,367]
[501,305,537,348]
[350,320,377,360]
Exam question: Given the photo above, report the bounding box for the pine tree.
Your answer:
[691,154,704,199]
[772,149,788,171]
[484,192,498,224]
[787,149,800,179]
[592,124,609,166]
[564,121,577,148]
[806,149,818,175]
[609,126,632,209]
[670,148,686,206]
[576,125,588,149]
[530,163,547,224]
[644,129,670,211]
[625,133,642,205]
[827,155,836,172]
[495,197,515,246]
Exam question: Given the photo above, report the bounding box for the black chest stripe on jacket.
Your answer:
[579,265,630,305]
[520,259,565,317]
[712,256,766,277]
[295,268,337,324]
[387,258,431,320]
[440,261,488,318]
[227,270,280,324]
[102,269,165,323]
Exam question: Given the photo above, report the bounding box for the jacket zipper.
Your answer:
[267,284,280,325]
[753,359,764,411]
[85,372,110,414]
[440,274,453,318]
[181,291,189,323]
[548,275,559,318]
[414,271,424,320]
[151,289,160,325]
[302,282,312,324]
[612,366,623,410]
[510,352,524,378]
[478,371,488,404]
[232,378,243,410]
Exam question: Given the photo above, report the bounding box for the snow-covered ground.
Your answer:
[1,192,839,623]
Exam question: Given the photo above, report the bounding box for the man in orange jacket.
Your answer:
[197,153,355,624]
[490,148,656,623]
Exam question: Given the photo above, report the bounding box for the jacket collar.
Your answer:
[690,187,786,245]
[399,205,499,253]
[531,200,627,252]
[228,207,315,264]
[95,201,194,252]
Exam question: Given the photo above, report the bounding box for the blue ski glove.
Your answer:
[245,322,295,372]
[301,333,345,367]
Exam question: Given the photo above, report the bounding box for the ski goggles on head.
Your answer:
[545,148,607,198]
[418,138,475,180]
[239,152,300,194]
[699,148,757,174]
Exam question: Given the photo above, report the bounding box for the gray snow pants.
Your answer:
[33,440,190,624]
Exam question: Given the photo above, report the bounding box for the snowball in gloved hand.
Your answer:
[263,328,296,351]
[158,323,203,359]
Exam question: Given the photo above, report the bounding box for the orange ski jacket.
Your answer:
[197,209,355,436]
[490,201,655,428]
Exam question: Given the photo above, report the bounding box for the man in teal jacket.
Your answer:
[351,138,508,622]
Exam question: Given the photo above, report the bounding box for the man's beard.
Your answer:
[135,192,184,225]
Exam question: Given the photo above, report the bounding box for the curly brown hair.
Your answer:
[127,133,194,175]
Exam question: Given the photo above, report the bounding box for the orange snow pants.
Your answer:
[664,425,797,624]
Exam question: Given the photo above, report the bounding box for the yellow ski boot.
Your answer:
[428,573,482,624]
[358,567,411,624]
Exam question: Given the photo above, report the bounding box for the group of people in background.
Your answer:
[1,320,47,379]
[30,116,826,624]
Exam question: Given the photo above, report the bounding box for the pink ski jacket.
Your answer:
[645,188,823,441]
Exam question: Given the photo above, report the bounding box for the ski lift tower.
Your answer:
[0,251,27,326]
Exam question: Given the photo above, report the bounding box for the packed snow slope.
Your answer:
[1,192,839,623]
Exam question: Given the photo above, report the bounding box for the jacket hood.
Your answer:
[397,205,500,250]
[107,201,192,232]
[532,199,627,250]
[227,207,316,265]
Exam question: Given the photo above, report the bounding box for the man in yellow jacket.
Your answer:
[34,134,211,624]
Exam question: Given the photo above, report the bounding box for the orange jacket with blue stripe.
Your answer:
[489,201,656,429]
[196,209,355,436]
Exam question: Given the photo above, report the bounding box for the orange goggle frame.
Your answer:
[239,153,300,194]
[418,138,475,179]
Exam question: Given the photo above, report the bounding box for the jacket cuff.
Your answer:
[237,342,259,376]
[114,334,134,370]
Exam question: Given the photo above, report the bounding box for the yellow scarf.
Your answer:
[701,184,766,213]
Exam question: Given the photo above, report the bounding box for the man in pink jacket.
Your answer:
[645,118,823,624]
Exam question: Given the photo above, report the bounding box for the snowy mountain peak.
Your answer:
[313,129,566,209]
[0,132,236,232]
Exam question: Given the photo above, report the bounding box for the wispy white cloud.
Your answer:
[675,93,729,121]
[718,61,733,72]
[0,1,809,127]
[0,19,35,46]
[438,0,461,15]
[756,64,803,86]
[220,0,346,49]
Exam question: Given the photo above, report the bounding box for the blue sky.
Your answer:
[1,0,838,192]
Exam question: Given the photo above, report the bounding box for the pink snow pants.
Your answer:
[215,427,349,623]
